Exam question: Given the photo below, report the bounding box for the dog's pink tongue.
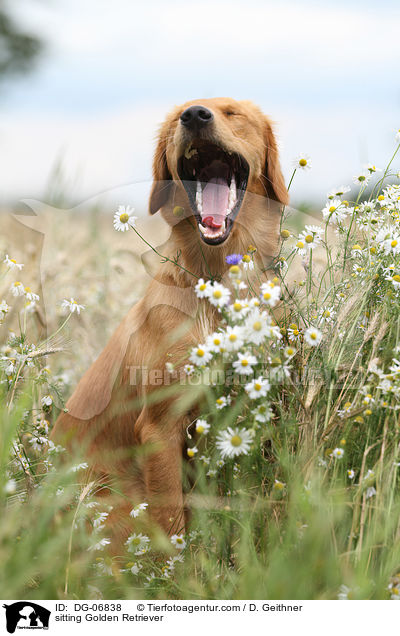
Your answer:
[202,177,229,228]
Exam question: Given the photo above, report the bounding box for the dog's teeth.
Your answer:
[198,223,206,235]
[196,180,203,213]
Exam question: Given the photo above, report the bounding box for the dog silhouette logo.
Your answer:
[2,602,50,633]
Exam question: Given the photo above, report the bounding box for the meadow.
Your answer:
[1,140,400,600]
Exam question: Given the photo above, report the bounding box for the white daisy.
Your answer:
[331,448,344,459]
[22,287,39,302]
[216,427,252,459]
[93,512,109,529]
[298,225,323,251]
[327,185,351,199]
[322,199,348,225]
[62,298,85,314]
[195,278,211,299]
[170,534,186,550]
[125,532,150,555]
[318,306,336,324]
[88,537,111,551]
[3,255,24,270]
[0,300,10,319]
[223,325,245,351]
[232,352,258,376]
[130,502,148,518]
[254,404,273,423]
[215,395,231,410]
[10,281,25,297]
[244,309,281,344]
[365,163,381,174]
[189,344,212,366]
[260,281,281,308]
[195,419,210,434]
[241,254,254,270]
[245,376,270,399]
[293,153,311,170]
[113,205,137,231]
[227,300,251,321]
[207,282,230,309]
[41,395,53,407]
[353,172,370,187]
[207,332,225,353]
[304,326,322,347]
[283,345,296,359]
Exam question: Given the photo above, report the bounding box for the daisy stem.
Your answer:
[368,142,400,202]
[130,225,200,280]
[342,186,367,271]
[40,312,72,348]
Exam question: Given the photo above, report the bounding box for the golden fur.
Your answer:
[51,97,288,549]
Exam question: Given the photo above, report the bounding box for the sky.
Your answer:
[1,0,399,211]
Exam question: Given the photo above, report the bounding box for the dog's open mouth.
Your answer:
[177,142,249,245]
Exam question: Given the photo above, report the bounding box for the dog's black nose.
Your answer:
[180,105,213,130]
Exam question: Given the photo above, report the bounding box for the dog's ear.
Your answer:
[262,118,289,206]
[149,124,173,214]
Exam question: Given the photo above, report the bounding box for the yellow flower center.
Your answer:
[391,239,398,247]
[310,332,317,340]
[233,302,242,312]
[299,158,307,167]
[199,283,206,291]
[187,449,195,458]
[329,206,336,213]
[242,255,251,263]
[287,348,294,355]
[263,292,271,300]
[393,275,400,282]
[296,241,305,249]
[229,265,240,275]
[241,359,249,367]
[281,229,290,239]
[252,321,262,331]
[305,235,313,243]
[24,287,31,293]
[196,425,204,433]
[213,290,222,299]
[14,281,21,286]
[229,334,237,342]
[119,213,129,223]
[254,383,262,391]
[230,435,242,447]
[213,338,221,345]
[378,195,384,201]
[293,329,299,336]
[352,244,362,250]
[216,398,224,405]
[323,310,331,317]
[197,349,204,357]
[10,259,16,264]
[176,537,183,544]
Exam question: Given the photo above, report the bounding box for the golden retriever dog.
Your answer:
[51,97,289,549]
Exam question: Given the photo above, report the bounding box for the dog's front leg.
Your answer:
[135,406,185,536]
